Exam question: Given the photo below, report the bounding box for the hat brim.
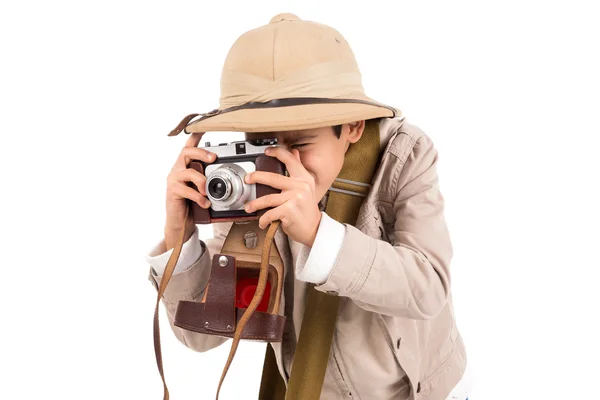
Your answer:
[184,101,400,133]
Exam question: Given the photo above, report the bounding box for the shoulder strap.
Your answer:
[283,119,382,399]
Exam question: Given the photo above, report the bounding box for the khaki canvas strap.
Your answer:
[281,119,381,399]
[258,344,287,399]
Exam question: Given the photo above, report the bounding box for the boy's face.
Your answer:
[245,120,366,203]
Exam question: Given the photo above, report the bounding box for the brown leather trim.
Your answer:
[187,161,210,224]
[168,113,200,136]
[212,221,281,398]
[255,154,285,200]
[174,301,286,342]
[188,156,285,224]
[168,97,397,136]
[218,220,284,316]
[202,254,237,333]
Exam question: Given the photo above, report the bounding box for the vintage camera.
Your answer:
[188,138,286,224]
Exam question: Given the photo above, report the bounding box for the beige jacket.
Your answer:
[149,117,467,400]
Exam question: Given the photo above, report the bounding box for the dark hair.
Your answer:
[333,125,342,138]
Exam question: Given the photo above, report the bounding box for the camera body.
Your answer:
[188,138,286,224]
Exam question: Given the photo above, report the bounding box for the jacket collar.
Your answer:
[378,115,406,152]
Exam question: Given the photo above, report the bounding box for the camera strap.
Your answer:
[213,219,282,399]
[151,206,189,400]
[152,205,284,400]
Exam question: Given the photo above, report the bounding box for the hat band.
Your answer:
[167,97,397,136]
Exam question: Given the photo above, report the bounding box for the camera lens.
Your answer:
[205,164,250,208]
[208,177,228,200]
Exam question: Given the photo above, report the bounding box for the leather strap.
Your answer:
[174,301,285,341]
[214,220,281,399]
[152,206,283,400]
[168,97,397,136]
[152,206,191,400]
[202,254,237,333]
[168,113,200,137]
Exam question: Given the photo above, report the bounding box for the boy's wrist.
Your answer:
[295,211,345,284]
[146,227,203,276]
[164,222,196,251]
[305,212,323,248]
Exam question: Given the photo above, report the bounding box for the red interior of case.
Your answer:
[236,277,271,312]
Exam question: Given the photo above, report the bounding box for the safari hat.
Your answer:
[169,13,401,136]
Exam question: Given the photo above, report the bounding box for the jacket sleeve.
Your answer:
[314,134,453,320]
[148,221,234,352]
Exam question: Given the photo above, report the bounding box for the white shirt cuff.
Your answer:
[295,212,345,284]
[145,226,203,276]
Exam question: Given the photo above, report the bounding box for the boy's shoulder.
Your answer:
[372,118,439,203]
[378,117,433,163]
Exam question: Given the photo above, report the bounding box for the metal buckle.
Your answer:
[200,108,221,117]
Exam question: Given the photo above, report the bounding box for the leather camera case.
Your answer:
[172,220,286,342]
[188,154,285,224]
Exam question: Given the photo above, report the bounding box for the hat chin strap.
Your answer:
[167,97,397,137]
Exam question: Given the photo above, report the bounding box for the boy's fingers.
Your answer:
[185,132,204,148]
[290,149,301,162]
[171,183,211,208]
[245,192,289,213]
[172,168,208,195]
[176,146,217,171]
[258,207,281,230]
[245,171,297,190]
[265,146,307,178]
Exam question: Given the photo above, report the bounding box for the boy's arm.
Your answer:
[146,222,234,351]
[309,134,453,320]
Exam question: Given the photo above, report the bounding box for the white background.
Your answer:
[1,1,599,399]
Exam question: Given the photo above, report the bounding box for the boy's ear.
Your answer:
[346,120,366,144]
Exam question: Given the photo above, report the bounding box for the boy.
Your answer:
[147,13,470,400]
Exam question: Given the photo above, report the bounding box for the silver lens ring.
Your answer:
[206,166,244,207]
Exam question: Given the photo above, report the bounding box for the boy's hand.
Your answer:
[244,147,322,247]
[164,132,217,250]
